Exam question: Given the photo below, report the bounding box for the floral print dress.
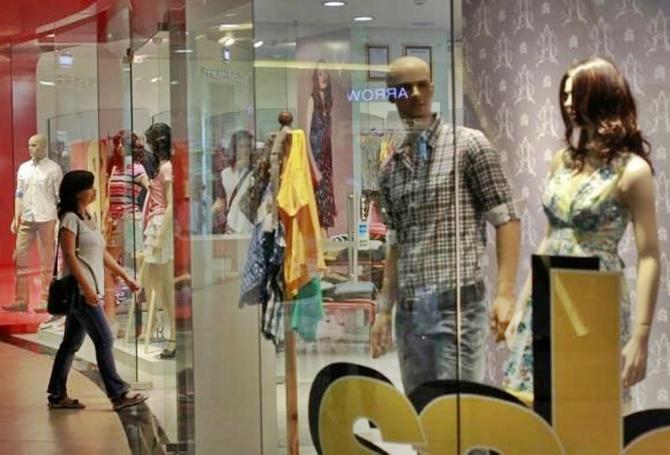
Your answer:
[503,156,632,393]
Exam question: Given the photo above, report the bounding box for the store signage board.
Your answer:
[307,261,670,454]
[346,86,409,103]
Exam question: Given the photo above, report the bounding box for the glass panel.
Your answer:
[253,2,455,454]
[459,0,670,453]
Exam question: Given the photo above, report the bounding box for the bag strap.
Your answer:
[52,219,80,279]
[226,168,252,212]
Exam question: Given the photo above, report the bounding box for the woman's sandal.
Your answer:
[112,392,148,411]
[48,396,86,410]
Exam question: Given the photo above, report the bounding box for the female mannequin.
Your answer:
[103,131,149,337]
[504,58,660,400]
[143,123,176,359]
[306,59,337,231]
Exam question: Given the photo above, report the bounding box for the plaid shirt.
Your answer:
[379,115,518,302]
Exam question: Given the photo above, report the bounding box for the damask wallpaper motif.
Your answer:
[463,0,670,410]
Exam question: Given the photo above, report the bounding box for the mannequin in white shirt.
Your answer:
[5,134,63,312]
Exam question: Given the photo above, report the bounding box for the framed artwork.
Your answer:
[404,45,432,75]
[367,45,389,80]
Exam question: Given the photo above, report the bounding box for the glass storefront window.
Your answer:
[2,1,670,454]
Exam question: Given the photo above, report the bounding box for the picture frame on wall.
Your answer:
[367,45,389,80]
[404,45,432,75]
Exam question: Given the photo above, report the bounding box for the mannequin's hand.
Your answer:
[371,312,392,358]
[490,295,513,343]
[124,277,140,293]
[622,335,649,388]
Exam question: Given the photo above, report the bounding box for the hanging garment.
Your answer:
[309,108,337,227]
[290,276,324,343]
[360,133,383,191]
[277,129,325,297]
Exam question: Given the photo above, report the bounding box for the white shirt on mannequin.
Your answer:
[16,157,62,222]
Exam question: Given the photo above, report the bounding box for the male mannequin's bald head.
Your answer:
[386,56,434,124]
[28,134,47,161]
[386,56,431,87]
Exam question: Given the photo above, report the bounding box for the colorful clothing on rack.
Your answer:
[240,220,285,344]
[278,129,325,297]
[291,277,323,342]
[503,155,632,393]
[309,103,337,228]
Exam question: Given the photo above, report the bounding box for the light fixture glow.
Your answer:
[353,16,374,22]
[151,76,162,83]
[218,37,235,46]
[39,80,55,86]
[322,1,347,6]
[253,40,264,48]
[219,24,238,30]
[174,48,194,53]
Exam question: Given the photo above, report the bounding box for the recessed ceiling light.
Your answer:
[218,37,235,46]
[39,80,55,86]
[151,76,162,83]
[254,40,264,48]
[174,48,194,53]
[219,24,238,30]
[323,1,347,6]
[353,16,374,22]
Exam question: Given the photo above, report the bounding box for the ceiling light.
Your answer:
[354,16,374,22]
[39,80,55,86]
[218,37,235,46]
[195,34,206,40]
[322,1,347,6]
[254,40,264,48]
[219,24,238,30]
[174,48,194,53]
[225,12,238,17]
[151,76,162,83]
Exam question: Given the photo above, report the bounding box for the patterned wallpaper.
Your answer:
[463,0,670,410]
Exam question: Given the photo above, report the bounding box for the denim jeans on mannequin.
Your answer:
[47,296,128,401]
[395,286,490,455]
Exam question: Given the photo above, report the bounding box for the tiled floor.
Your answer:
[0,341,130,454]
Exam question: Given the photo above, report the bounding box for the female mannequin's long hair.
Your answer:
[559,57,653,172]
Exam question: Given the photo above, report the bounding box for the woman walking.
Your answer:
[47,170,147,411]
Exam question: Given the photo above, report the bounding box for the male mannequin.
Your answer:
[5,134,63,312]
[371,57,520,400]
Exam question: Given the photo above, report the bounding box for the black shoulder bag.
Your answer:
[47,224,80,316]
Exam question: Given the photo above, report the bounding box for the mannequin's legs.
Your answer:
[104,244,123,334]
[143,261,175,354]
[158,261,176,351]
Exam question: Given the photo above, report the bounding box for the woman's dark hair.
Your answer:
[559,57,652,171]
[228,130,253,169]
[145,122,172,162]
[58,170,95,219]
[311,59,332,114]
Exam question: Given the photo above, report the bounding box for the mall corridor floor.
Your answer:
[0,341,130,454]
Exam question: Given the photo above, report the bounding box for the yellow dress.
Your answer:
[277,129,325,297]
